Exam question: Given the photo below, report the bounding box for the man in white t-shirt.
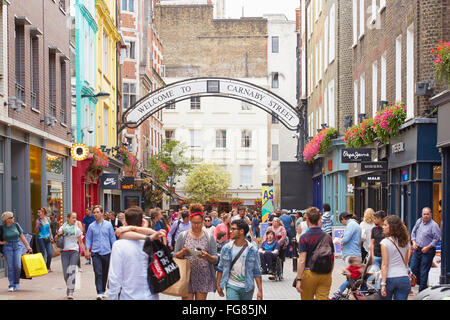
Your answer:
[107,206,166,300]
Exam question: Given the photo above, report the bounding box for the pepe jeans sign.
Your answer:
[123,78,300,131]
[341,148,372,163]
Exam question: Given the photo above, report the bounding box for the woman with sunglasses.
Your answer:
[202,215,216,238]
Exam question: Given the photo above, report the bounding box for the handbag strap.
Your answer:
[388,238,408,266]
[230,242,248,270]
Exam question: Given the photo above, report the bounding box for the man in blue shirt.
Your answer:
[338,211,362,264]
[85,205,116,300]
[82,208,96,265]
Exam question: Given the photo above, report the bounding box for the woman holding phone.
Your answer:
[175,203,218,300]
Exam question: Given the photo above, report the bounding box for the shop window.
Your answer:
[46,153,63,174]
[47,180,63,221]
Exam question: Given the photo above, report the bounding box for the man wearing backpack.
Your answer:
[294,207,334,300]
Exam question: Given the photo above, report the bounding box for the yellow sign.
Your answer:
[70,143,89,161]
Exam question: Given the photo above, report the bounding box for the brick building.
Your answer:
[0,0,72,263]
[348,0,449,229]
[118,0,165,210]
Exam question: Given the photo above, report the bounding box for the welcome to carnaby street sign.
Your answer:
[121,77,301,131]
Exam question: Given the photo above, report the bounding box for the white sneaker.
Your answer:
[8,287,14,292]
[96,294,103,300]
[67,292,74,300]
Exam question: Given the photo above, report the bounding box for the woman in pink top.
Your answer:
[214,213,231,240]
[263,217,287,249]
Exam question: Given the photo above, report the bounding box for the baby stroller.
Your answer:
[336,255,381,300]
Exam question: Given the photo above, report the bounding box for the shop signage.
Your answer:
[123,77,300,131]
[392,142,405,154]
[100,174,119,190]
[341,148,372,163]
[121,176,135,190]
[362,174,387,183]
[361,161,388,171]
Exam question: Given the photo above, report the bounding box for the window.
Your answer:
[103,32,108,75]
[272,36,279,53]
[319,40,323,81]
[126,137,133,152]
[395,35,402,101]
[328,80,335,128]
[352,0,358,46]
[126,41,135,59]
[31,36,39,110]
[307,4,311,40]
[60,60,67,124]
[372,61,378,117]
[406,24,414,119]
[49,52,56,118]
[241,101,253,111]
[241,130,252,148]
[381,52,387,101]
[123,83,136,109]
[371,0,377,22]
[216,130,227,148]
[315,45,319,86]
[324,16,329,71]
[272,73,279,89]
[190,97,201,110]
[359,0,365,38]
[360,73,366,115]
[103,106,108,146]
[323,88,328,125]
[122,0,134,12]
[165,99,175,109]
[329,4,336,63]
[354,80,359,125]
[190,130,201,147]
[15,24,25,103]
[240,166,252,185]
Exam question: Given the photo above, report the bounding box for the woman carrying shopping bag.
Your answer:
[0,211,33,292]
[55,212,86,299]
[34,207,54,272]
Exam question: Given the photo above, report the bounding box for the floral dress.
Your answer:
[184,232,215,293]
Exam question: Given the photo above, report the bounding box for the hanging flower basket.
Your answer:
[372,103,407,143]
[118,146,136,167]
[302,127,337,163]
[206,197,220,207]
[344,118,376,148]
[254,198,262,211]
[85,147,109,182]
[230,198,243,207]
[431,40,450,87]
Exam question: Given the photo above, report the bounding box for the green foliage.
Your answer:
[183,162,232,204]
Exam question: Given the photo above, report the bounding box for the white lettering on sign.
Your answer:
[392,142,405,153]
[125,78,300,130]
[342,150,371,161]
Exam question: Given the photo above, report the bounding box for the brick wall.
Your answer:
[7,0,71,142]
[153,4,268,78]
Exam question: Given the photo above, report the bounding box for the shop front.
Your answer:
[431,90,450,284]
[322,139,349,223]
[99,158,122,213]
[72,158,99,221]
[387,119,441,231]
[312,158,323,210]
[121,176,143,210]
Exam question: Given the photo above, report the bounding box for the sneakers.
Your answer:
[14,284,20,291]
[96,294,103,300]
[85,260,91,265]
[8,287,14,292]
[330,292,342,300]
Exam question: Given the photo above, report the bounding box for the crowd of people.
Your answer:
[0,202,442,301]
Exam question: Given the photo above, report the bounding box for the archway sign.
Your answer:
[120,77,301,132]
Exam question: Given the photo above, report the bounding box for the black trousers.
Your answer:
[91,252,111,294]
[259,251,277,272]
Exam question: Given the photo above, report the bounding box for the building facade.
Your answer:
[1,0,72,245]
[154,2,270,209]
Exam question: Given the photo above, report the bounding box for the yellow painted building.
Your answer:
[95,0,121,148]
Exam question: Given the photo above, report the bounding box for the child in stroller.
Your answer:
[330,255,381,300]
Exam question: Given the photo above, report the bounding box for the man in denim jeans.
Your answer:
[216,219,263,300]
[410,207,441,292]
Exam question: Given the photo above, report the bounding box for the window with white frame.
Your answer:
[315,45,319,86]
[324,88,328,126]
[190,129,201,147]
[307,4,311,40]
[395,35,402,102]
[319,40,323,81]
[103,106,108,146]
[103,32,108,76]
[353,0,358,46]
[122,0,134,12]
[406,24,414,119]
[329,4,336,63]
[360,73,366,116]
[354,80,359,125]
[123,83,136,109]
[216,130,227,148]
[241,130,252,148]
[190,96,201,110]
[126,41,135,59]
[240,166,252,185]
[359,0,365,38]
[165,130,174,144]
[372,61,378,117]
[381,52,387,101]
[328,80,335,128]
[324,16,329,71]
[272,36,279,53]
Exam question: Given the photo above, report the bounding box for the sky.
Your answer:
[224,0,299,21]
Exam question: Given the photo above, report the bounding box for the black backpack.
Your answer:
[308,233,333,274]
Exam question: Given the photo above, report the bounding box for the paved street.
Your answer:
[0,253,416,300]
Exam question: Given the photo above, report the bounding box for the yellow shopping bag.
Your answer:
[21,253,48,278]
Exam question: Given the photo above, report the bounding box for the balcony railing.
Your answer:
[15,82,25,105]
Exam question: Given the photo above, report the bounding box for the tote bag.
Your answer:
[162,257,190,297]
[143,238,181,293]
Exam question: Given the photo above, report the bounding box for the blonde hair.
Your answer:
[1,211,14,223]
[363,208,375,224]
[273,217,284,227]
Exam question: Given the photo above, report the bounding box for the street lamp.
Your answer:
[81,91,110,99]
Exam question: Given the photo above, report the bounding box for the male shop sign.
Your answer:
[341,148,372,163]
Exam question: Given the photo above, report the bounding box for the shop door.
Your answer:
[400,184,409,223]
[313,175,323,210]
